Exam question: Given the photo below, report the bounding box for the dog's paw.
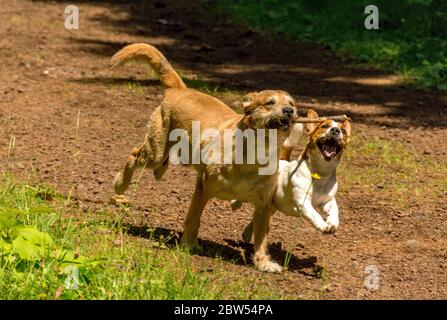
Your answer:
[314,220,329,234]
[323,217,339,234]
[323,225,336,234]
[113,172,127,195]
[110,194,130,206]
[180,236,202,252]
[153,162,169,181]
[253,255,283,273]
[255,260,283,273]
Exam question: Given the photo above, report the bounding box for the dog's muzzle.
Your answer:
[265,114,292,131]
[316,137,343,161]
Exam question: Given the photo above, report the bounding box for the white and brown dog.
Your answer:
[234,108,351,242]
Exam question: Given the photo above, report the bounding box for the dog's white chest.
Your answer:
[273,160,337,216]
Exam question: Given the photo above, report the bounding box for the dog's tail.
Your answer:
[111,43,187,89]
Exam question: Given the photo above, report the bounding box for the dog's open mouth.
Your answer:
[316,138,342,161]
[265,116,291,130]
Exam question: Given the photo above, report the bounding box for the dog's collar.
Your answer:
[311,173,321,180]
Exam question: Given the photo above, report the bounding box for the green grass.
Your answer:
[122,81,146,94]
[0,174,283,300]
[184,78,221,95]
[4,138,444,299]
[339,136,447,207]
[111,75,241,104]
[183,78,242,104]
[2,143,444,299]
[215,0,447,90]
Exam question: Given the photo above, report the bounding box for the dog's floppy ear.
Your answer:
[342,119,352,144]
[231,92,258,114]
[241,92,258,115]
[230,100,244,113]
[305,109,319,134]
[287,95,296,107]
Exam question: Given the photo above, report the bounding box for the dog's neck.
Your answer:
[237,115,261,132]
[229,120,284,175]
[236,118,289,156]
[305,147,341,182]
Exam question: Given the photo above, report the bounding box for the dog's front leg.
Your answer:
[321,198,339,233]
[298,197,329,233]
[242,208,277,243]
[242,220,253,243]
[181,175,209,250]
[252,205,283,273]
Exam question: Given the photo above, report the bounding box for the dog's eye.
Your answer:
[341,128,347,134]
[265,100,275,105]
[321,124,330,129]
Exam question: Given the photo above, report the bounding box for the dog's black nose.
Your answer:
[282,107,294,116]
[330,127,341,135]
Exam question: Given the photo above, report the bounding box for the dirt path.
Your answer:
[1,0,446,299]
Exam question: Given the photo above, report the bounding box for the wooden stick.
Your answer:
[292,114,350,123]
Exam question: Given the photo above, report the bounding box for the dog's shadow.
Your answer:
[125,224,321,276]
[70,77,161,87]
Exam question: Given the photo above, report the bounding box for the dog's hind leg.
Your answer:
[153,157,169,180]
[113,147,143,195]
[113,105,171,194]
[141,104,172,169]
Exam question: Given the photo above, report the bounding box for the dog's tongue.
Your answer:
[322,145,337,159]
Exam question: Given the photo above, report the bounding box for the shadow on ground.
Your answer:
[125,224,321,276]
[36,0,447,128]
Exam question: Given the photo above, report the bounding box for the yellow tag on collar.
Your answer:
[311,173,321,180]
